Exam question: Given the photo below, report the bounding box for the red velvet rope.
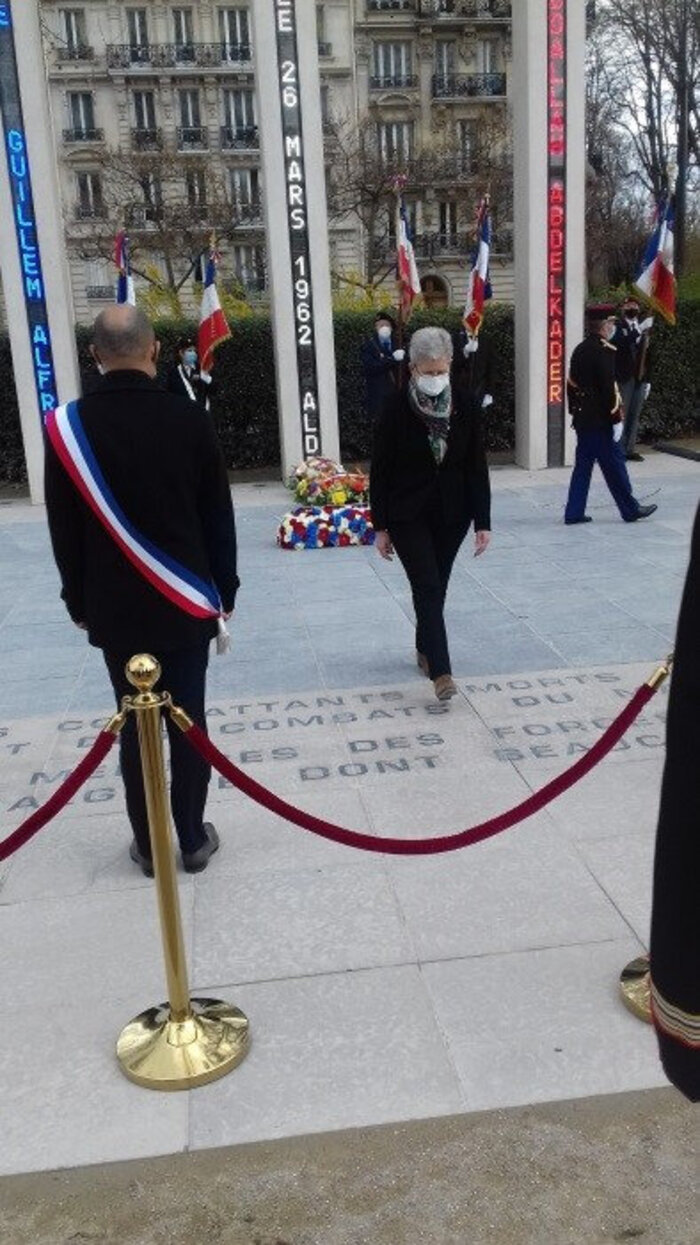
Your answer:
[0,730,117,863]
[181,683,655,855]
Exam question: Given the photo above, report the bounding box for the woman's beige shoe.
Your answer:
[416,651,430,677]
[433,675,457,701]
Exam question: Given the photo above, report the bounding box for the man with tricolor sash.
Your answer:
[44,305,239,876]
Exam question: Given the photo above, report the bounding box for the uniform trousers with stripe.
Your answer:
[565,427,641,523]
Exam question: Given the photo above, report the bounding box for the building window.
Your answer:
[320,84,330,124]
[60,9,87,55]
[434,39,456,84]
[186,170,207,206]
[222,87,257,146]
[85,259,114,300]
[66,92,96,139]
[139,173,163,221]
[173,7,195,61]
[377,120,413,164]
[126,8,149,60]
[219,7,250,60]
[372,41,413,88]
[178,89,204,147]
[232,243,265,291]
[438,201,457,242]
[133,90,156,131]
[477,39,496,74]
[230,167,260,215]
[459,119,478,171]
[76,171,104,218]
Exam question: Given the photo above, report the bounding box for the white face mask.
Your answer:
[416,372,450,397]
[376,325,392,342]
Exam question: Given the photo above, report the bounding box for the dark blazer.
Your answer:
[370,389,491,533]
[44,370,239,653]
[451,329,494,403]
[165,362,213,410]
[361,334,401,418]
[650,503,700,1101]
[567,334,620,432]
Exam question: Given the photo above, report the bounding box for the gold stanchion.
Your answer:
[116,654,250,1090]
[620,955,652,1024]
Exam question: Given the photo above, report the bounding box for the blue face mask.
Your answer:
[183,349,197,368]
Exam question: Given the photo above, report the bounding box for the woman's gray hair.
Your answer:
[409,326,453,366]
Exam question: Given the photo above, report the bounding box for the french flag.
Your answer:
[198,254,231,373]
[633,195,676,325]
[396,196,421,319]
[114,231,135,305]
[463,198,492,335]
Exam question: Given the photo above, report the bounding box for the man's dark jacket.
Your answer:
[650,503,700,1101]
[566,334,621,432]
[44,370,238,653]
[370,390,491,533]
[612,320,653,385]
[361,334,401,419]
[165,363,213,410]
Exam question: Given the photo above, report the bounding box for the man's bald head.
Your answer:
[91,305,159,376]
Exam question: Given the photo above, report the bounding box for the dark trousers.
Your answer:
[103,643,211,858]
[390,508,469,680]
[565,427,640,522]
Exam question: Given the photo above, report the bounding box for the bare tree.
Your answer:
[325,111,512,296]
[75,147,255,312]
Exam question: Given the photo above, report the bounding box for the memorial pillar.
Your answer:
[251,0,340,478]
[513,0,586,469]
[0,0,80,503]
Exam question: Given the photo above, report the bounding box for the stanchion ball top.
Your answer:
[125,654,161,692]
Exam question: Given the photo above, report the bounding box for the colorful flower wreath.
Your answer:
[288,458,369,507]
[277,504,375,551]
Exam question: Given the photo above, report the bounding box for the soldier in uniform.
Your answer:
[451,326,494,412]
[564,303,657,525]
[612,297,654,462]
[650,502,700,1101]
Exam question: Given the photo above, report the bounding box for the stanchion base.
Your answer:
[619,956,652,1024]
[117,997,250,1090]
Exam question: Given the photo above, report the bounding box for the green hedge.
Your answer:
[2,301,697,482]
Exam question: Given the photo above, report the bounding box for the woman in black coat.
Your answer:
[370,325,491,701]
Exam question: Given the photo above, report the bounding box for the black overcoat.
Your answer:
[369,389,491,533]
[44,369,238,653]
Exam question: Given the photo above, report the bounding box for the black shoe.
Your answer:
[129,840,154,878]
[182,822,220,873]
[626,452,645,462]
[625,503,658,522]
[565,516,593,525]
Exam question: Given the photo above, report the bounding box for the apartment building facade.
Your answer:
[33,0,513,323]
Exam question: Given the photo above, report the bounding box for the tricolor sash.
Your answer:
[45,401,221,620]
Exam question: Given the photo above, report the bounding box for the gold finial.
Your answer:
[125,654,161,692]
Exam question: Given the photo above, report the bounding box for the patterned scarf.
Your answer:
[408,376,452,464]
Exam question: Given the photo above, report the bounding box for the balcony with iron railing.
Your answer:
[432,72,506,98]
[62,127,104,143]
[106,42,253,70]
[56,45,94,62]
[75,203,107,220]
[369,73,419,90]
[131,127,164,151]
[86,286,115,300]
[417,0,511,15]
[220,124,260,151]
[367,1,415,12]
[235,199,263,224]
[177,126,209,150]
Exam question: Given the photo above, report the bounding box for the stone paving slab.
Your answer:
[0,457,697,1178]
